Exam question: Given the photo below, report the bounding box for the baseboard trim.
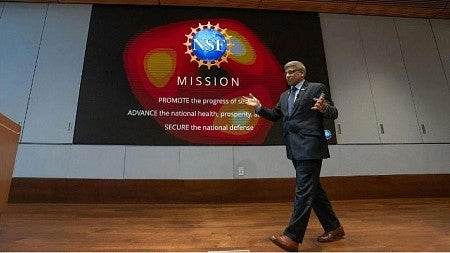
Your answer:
[8,174,450,204]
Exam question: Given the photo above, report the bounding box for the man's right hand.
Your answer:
[242,93,261,108]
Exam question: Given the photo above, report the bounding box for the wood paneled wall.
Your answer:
[8,174,450,204]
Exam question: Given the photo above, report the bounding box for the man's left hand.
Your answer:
[311,97,327,112]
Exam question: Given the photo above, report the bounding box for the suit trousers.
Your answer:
[283,159,341,243]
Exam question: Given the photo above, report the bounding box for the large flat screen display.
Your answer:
[74,5,335,145]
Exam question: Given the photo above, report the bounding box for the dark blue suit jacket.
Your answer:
[257,81,338,160]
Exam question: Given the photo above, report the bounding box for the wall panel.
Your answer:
[358,16,421,143]
[233,146,294,178]
[321,145,343,177]
[66,145,125,179]
[395,18,450,143]
[13,144,71,178]
[381,144,450,174]
[124,146,180,179]
[320,13,380,144]
[179,146,233,179]
[431,19,450,87]
[0,3,47,129]
[337,145,386,176]
[21,4,92,143]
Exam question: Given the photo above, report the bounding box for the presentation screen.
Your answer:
[74,5,336,145]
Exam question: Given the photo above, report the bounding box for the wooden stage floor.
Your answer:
[1,198,449,252]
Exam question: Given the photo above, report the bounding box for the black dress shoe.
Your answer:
[317,226,345,242]
[270,235,299,252]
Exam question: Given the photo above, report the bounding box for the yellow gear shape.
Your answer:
[183,21,233,69]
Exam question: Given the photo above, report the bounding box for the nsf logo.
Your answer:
[184,22,233,69]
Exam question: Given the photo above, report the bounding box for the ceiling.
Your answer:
[3,0,450,19]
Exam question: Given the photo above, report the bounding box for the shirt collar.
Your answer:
[293,80,305,90]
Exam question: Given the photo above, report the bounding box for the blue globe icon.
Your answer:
[191,29,227,62]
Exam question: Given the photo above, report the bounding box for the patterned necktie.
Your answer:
[288,86,297,116]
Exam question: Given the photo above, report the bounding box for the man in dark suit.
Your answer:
[242,61,344,252]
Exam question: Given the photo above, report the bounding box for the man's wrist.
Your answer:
[255,104,262,113]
